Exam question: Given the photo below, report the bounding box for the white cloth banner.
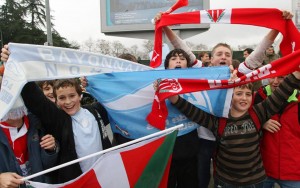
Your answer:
[0,43,152,120]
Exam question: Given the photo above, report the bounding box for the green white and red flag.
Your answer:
[25,129,179,188]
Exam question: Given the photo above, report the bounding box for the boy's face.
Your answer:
[268,76,285,92]
[231,87,252,116]
[42,83,55,103]
[55,86,81,116]
[201,53,210,63]
[266,47,274,55]
[243,51,250,58]
[211,46,232,66]
[168,53,188,69]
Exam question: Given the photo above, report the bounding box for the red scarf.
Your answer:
[150,8,300,68]
[147,50,300,130]
[0,116,29,165]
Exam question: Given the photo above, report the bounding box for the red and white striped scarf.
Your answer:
[147,48,300,130]
[147,2,300,129]
[150,8,300,68]
[0,116,29,165]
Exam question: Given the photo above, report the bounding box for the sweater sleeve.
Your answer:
[172,96,217,131]
[254,74,300,124]
[170,34,197,65]
[244,35,273,70]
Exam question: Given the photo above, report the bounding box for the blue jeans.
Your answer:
[214,178,264,188]
[264,177,300,188]
[197,138,216,188]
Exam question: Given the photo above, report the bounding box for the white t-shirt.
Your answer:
[71,107,102,172]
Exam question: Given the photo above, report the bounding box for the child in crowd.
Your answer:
[163,48,199,188]
[20,78,113,183]
[36,80,55,103]
[0,80,59,187]
[162,70,300,187]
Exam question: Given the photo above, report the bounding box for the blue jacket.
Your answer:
[0,114,58,187]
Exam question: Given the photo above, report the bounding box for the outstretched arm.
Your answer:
[153,12,198,65]
[242,10,293,71]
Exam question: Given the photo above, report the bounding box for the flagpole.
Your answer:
[22,124,184,181]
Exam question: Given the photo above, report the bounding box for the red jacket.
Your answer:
[254,87,300,180]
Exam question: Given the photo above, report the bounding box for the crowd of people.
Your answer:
[0,9,299,188]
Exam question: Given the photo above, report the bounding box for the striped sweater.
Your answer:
[172,74,300,186]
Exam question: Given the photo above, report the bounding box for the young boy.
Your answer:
[162,48,199,188]
[167,71,300,187]
[36,80,55,103]
[20,79,112,183]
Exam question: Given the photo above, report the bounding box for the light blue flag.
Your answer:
[87,67,232,139]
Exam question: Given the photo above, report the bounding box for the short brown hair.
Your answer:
[236,83,254,92]
[53,79,82,99]
[118,53,138,63]
[198,51,209,59]
[211,43,232,57]
[231,59,241,69]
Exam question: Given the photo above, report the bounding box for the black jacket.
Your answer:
[21,82,111,183]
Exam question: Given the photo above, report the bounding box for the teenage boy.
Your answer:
[166,70,300,187]
[163,48,199,188]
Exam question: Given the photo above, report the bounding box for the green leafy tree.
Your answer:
[0,0,27,44]
[21,0,46,29]
[0,0,79,48]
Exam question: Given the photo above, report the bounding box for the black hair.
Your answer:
[164,49,191,69]
[243,48,254,55]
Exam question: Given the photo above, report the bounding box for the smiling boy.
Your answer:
[167,70,300,187]
[19,79,112,183]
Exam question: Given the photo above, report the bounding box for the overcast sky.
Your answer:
[49,0,293,48]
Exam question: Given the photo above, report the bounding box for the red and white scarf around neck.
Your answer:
[0,116,29,165]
